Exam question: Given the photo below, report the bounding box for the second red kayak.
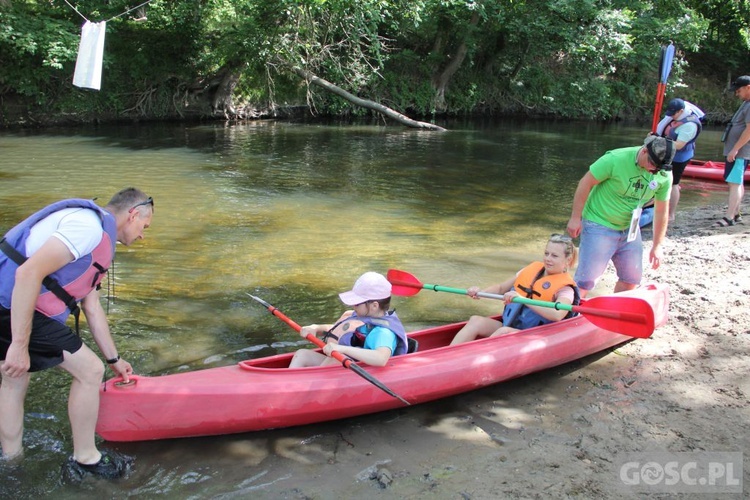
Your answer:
[683,159,749,183]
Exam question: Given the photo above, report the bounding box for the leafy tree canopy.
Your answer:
[0,0,748,124]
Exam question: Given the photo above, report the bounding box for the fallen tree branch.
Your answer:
[290,66,446,131]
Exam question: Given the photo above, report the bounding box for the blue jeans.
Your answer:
[574,219,643,293]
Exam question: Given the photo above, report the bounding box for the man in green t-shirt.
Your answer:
[566,136,675,297]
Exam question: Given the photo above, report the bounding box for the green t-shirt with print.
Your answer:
[582,146,672,230]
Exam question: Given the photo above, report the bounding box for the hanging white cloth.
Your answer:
[73,21,107,91]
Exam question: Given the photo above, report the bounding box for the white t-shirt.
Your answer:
[25,208,103,262]
[554,285,576,303]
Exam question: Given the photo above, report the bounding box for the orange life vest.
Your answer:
[502,262,580,329]
[513,261,577,302]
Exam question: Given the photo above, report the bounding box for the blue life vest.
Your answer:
[663,114,702,163]
[336,311,409,356]
[0,199,117,324]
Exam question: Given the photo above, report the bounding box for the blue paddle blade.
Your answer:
[660,43,675,83]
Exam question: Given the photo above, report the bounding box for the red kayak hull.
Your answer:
[683,159,750,183]
[96,283,669,442]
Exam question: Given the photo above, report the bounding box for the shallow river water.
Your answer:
[0,118,728,497]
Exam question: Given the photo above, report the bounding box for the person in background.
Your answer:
[638,200,655,228]
[289,272,408,368]
[715,75,750,227]
[449,234,579,345]
[0,188,153,479]
[567,136,674,297]
[655,98,703,221]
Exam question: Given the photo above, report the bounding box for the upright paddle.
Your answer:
[386,269,655,339]
[651,42,675,133]
[246,293,410,405]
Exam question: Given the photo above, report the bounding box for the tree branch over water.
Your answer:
[289,66,446,132]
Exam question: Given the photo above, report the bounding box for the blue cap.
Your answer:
[664,98,685,116]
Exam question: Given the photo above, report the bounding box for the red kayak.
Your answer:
[683,159,749,183]
[96,283,669,442]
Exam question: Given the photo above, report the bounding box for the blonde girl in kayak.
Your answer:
[450,234,579,345]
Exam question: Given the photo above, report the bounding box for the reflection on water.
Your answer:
[0,120,726,496]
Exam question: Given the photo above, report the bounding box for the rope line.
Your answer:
[63,0,88,22]
[62,0,156,23]
[106,0,154,22]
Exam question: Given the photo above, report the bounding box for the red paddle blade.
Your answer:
[578,296,655,338]
[387,269,423,296]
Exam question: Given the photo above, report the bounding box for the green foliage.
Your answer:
[0,0,748,124]
[375,49,437,113]
[0,4,78,101]
[690,0,750,65]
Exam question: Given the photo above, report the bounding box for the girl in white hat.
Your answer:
[289,272,409,367]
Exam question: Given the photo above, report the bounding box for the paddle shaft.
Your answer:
[651,82,667,133]
[481,289,643,323]
[399,281,577,309]
[409,281,648,323]
[246,294,410,405]
[387,274,654,338]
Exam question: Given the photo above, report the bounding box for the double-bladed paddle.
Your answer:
[246,293,410,405]
[386,269,655,339]
[651,42,675,133]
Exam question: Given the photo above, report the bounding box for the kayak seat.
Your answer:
[407,337,419,354]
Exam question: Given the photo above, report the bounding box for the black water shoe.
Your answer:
[64,450,134,481]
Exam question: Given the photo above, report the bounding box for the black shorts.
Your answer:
[0,307,83,372]
[671,160,688,185]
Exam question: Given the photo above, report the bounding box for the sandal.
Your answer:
[735,213,743,223]
[714,217,735,227]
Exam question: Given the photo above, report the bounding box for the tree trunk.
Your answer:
[432,11,480,113]
[211,69,241,118]
[290,66,446,131]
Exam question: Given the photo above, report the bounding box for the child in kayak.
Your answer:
[289,272,409,367]
[450,233,580,345]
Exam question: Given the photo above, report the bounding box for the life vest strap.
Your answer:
[0,238,81,335]
[322,330,339,342]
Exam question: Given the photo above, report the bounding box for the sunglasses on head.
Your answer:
[549,233,572,243]
[128,196,154,213]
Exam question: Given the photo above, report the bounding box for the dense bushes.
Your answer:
[1,0,748,127]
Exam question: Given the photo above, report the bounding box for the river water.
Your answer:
[0,119,727,497]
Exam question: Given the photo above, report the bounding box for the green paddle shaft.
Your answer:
[387,269,654,338]
[421,282,648,324]
[419,283,574,312]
